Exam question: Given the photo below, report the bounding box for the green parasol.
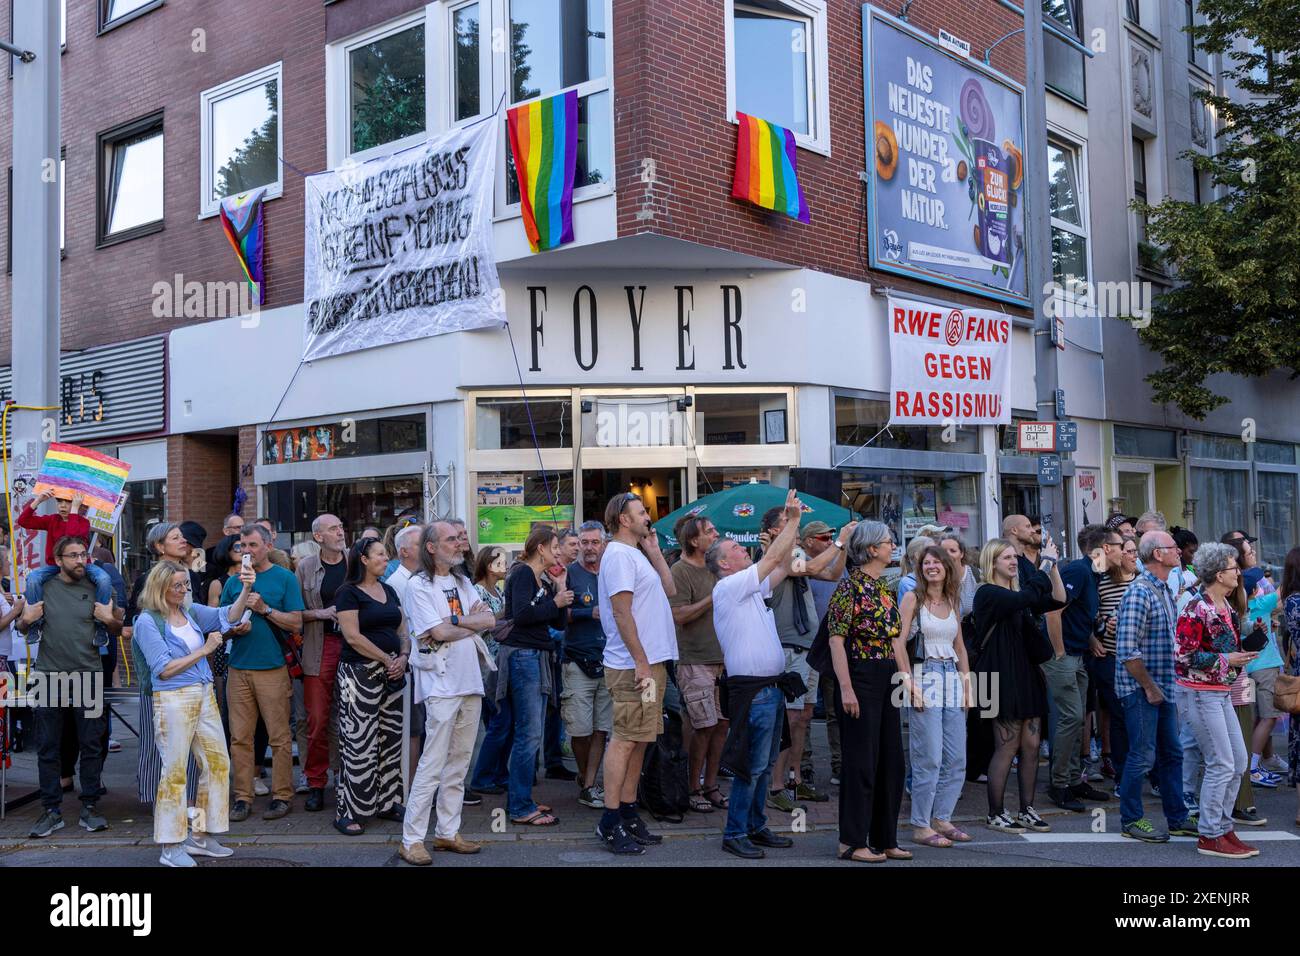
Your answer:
[653,481,855,548]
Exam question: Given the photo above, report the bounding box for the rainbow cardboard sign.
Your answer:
[34,443,130,513]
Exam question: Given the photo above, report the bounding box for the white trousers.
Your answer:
[402,694,482,845]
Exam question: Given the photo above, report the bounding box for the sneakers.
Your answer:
[1232,806,1267,826]
[29,810,65,838]
[986,810,1027,833]
[107,738,122,753]
[1260,754,1289,775]
[1070,782,1112,802]
[183,833,234,858]
[595,819,645,855]
[159,844,197,868]
[1100,755,1117,779]
[229,800,251,822]
[461,791,483,807]
[294,772,311,795]
[1223,830,1260,857]
[766,789,796,813]
[253,778,270,797]
[1122,818,1170,843]
[794,781,829,803]
[398,842,433,866]
[1168,818,1199,837]
[1048,786,1086,812]
[1017,807,1050,832]
[830,774,841,786]
[1182,791,1200,813]
[1249,768,1282,789]
[1197,834,1253,859]
[623,814,663,846]
[263,799,291,820]
[577,786,604,809]
[79,805,108,832]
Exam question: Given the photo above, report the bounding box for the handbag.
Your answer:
[907,610,927,664]
[266,618,304,680]
[1274,636,1300,715]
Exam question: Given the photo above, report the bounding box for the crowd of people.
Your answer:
[3,489,1298,866]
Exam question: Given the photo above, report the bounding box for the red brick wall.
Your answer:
[612,0,1031,315]
[165,432,236,548]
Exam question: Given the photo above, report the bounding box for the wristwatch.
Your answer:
[833,539,844,550]
[450,614,460,627]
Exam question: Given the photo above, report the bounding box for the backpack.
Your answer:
[637,708,690,822]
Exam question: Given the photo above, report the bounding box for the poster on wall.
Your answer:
[1075,468,1100,528]
[303,119,502,361]
[477,506,576,545]
[887,294,1012,425]
[265,425,338,463]
[864,7,1028,305]
[477,473,525,507]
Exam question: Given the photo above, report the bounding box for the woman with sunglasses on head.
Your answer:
[133,558,256,866]
[1175,543,1259,858]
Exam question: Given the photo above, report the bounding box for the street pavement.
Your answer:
[3,699,1298,868]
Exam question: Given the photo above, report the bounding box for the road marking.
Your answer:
[1017,830,1300,843]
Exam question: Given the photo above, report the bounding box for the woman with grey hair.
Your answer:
[1175,542,1259,858]
[826,520,907,862]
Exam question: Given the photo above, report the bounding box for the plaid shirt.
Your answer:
[1114,567,1179,699]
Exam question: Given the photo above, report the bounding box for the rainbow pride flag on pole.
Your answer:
[34,443,131,514]
[731,112,810,223]
[220,187,266,304]
[506,90,578,253]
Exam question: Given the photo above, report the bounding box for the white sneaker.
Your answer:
[294,772,311,794]
[254,778,270,796]
[1017,806,1050,832]
[160,844,197,868]
[1261,755,1289,775]
[986,810,1026,833]
[107,738,122,753]
[184,833,234,858]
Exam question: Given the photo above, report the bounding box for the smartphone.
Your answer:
[242,553,253,571]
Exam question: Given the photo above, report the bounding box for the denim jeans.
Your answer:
[1118,688,1188,828]
[723,685,783,840]
[470,695,512,791]
[1085,653,1128,781]
[1177,685,1204,797]
[26,563,113,606]
[505,649,547,818]
[907,659,967,827]
[1179,688,1247,838]
[544,653,565,770]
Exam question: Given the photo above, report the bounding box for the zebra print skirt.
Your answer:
[335,660,404,821]
[137,687,200,805]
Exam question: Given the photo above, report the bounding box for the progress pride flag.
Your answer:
[887,295,1011,425]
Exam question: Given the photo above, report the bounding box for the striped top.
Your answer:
[1096,572,1136,655]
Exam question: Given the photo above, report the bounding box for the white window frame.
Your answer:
[724,0,830,156]
[1046,133,1090,298]
[326,9,434,169]
[198,62,284,219]
[444,0,491,128]
[493,0,616,218]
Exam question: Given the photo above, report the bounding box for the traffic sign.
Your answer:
[1017,422,1056,452]
[1038,454,1062,486]
[1055,388,1066,419]
[1056,421,1078,453]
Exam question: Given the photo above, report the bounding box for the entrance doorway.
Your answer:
[582,468,685,527]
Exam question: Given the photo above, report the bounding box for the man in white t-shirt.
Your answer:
[385,524,424,607]
[397,521,496,866]
[708,487,803,859]
[595,492,677,855]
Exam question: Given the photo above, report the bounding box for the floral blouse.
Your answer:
[1285,594,1300,679]
[476,581,505,654]
[1175,596,1240,690]
[827,567,900,662]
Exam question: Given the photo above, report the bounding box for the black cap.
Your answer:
[178,521,208,550]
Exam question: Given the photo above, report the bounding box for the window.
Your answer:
[693,393,790,445]
[726,0,829,153]
[1255,441,1296,465]
[1258,472,1297,567]
[841,469,984,550]
[477,472,575,546]
[1132,136,1148,242]
[1125,0,1140,25]
[99,0,161,32]
[1048,140,1087,291]
[1190,467,1247,542]
[318,476,424,542]
[200,64,282,217]
[504,0,612,204]
[476,397,572,450]
[1191,160,1203,204]
[1188,433,1246,460]
[1185,0,1209,70]
[835,396,979,454]
[1114,425,1178,459]
[97,113,163,246]
[1247,40,1273,89]
[348,18,427,157]
[1043,0,1085,104]
[261,413,425,465]
[451,2,483,122]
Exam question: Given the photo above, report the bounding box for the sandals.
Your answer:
[511,810,559,826]
[702,786,729,810]
[912,831,954,848]
[838,844,886,863]
[688,789,716,813]
[883,847,914,860]
[333,816,365,836]
[936,824,973,843]
[375,804,406,822]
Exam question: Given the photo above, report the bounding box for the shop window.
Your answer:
[262,413,426,464]
[840,469,983,549]
[347,16,427,158]
[1001,473,1073,543]
[317,476,424,542]
[1255,441,1296,465]
[726,0,828,153]
[1188,433,1246,461]
[97,112,164,246]
[200,63,282,216]
[1043,0,1085,105]
[477,471,574,546]
[1048,139,1088,292]
[694,393,789,445]
[476,397,571,450]
[580,396,685,448]
[835,396,979,454]
[119,479,166,587]
[504,0,611,205]
[1190,467,1247,541]
[1113,424,1178,460]
[1258,472,1296,567]
[697,467,790,496]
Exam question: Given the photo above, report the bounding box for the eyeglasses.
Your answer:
[61,551,89,561]
[168,582,192,592]
[811,534,833,541]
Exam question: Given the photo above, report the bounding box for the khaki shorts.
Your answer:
[1253,667,1282,720]
[606,662,668,743]
[560,661,613,738]
[783,647,819,710]
[677,662,724,730]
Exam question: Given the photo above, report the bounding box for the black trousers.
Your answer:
[835,658,904,851]
[35,705,107,812]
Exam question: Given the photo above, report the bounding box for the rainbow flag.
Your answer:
[220,187,266,304]
[731,112,809,223]
[34,443,131,514]
[506,90,578,253]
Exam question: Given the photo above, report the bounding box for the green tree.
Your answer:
[215,80,279,200]
[1132,0,1300,419]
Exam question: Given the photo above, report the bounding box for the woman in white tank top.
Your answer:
[893,544,973,848]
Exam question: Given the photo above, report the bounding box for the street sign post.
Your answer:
[1017,422,1057,452]
[1038,454,1062,486]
